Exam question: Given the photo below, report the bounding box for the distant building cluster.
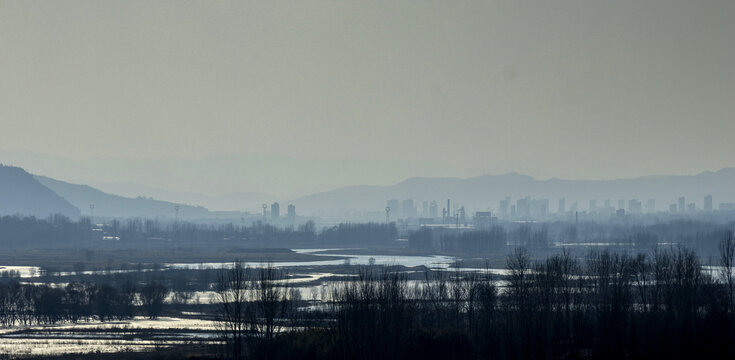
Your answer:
[255,202,298,224]
[384,193,730,229]
[385,198,496,231]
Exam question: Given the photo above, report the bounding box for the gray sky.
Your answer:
[1,0,733,199]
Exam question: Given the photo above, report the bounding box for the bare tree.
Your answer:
[215,261,251,360]
[139,282,169,320]
[719,231,735,314]
[252,264,290,350]
[506,247,531,311]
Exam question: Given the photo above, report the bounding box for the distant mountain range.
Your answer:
[0,165,80,218]
[290,168,735,215]
[2,162,734,219]
[35,175,210,219]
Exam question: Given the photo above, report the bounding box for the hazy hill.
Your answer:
[291,169,735,215]
[35,175,210,220]
[0,165,80,218]
[84,181,274,213]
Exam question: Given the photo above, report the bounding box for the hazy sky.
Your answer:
[1,1,733,198]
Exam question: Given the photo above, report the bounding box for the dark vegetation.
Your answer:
[409,220,735,258]
[213,233,735,360]
[0,278,170,326]
[0,214,396,271]
[0,214,394,249]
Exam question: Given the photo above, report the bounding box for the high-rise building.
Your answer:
[500,197,510,219]
[687,203,696,213]
[704,195,713,212]
[402,199,416,219]
[558,198,566,214]
[628,199,642,214]
[669,203,677,213]
[287,204,296,222]
[422,201,429,217]
[387,199,400,219]
[589,199,597,212]
[429,201,438,219]
[678,197,685,213]
[516,197,530,219]
[529,199,549,219]
[271,202,280,220]
[646,199,656,213]
[618,199,625,211]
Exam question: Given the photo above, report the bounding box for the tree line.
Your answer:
[0,280,170,326]
[408,220,734,256]
[0,214,397,248]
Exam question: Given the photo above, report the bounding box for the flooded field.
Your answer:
[0,317,220,356]
[165,248,457,271]
[0,248,490,357]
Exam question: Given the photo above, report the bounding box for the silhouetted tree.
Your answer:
[139,282,168,319]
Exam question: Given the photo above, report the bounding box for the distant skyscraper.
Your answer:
[387,199,400,219]
[669,203,677,213]
[687,203,696,213]
[646,199,656,213]
[618,199,625,211]
[529,199,549,219]
[402,199,416,219]
[589,199,597,212]
[500,197,510,219]
[678,197,685,213]
[429,201,438,218]
[628,199,642,214]
[271,202,280,219]
[517,197,530,219]
[422,201,428,217]
[704,195,713,212]
[558,198,566,215]
[287,204,296,222]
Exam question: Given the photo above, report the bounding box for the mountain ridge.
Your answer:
[291,168,735,215]
[35,175,211,219]
[0,164,80,218]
